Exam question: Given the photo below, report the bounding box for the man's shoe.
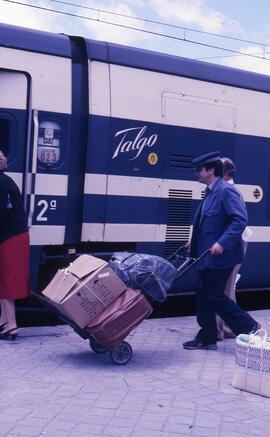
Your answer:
[183,339,217,350]
[249,322,261,334]
[224,331,236,339]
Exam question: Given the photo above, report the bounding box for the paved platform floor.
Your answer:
[0,309,269,437]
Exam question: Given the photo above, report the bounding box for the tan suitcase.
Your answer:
[85,288,152,349]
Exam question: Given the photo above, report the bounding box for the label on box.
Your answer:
[97,272,110,279]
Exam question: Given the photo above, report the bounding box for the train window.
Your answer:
[0,118,10,156]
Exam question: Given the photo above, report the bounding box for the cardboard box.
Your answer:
[42,255,127,328]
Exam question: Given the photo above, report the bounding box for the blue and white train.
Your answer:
[0,22,269,294]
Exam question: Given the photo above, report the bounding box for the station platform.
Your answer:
[0,309,269,437]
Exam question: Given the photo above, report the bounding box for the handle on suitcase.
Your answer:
[176,248,210,277]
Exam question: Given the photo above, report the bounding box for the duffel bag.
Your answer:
[109,252,177,302]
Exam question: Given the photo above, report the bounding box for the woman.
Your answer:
[0,151,30,340]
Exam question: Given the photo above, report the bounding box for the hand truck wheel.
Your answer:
[89,338,107,354]
[110,341,133,365]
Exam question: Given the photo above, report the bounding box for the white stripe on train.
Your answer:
[9,172,262,204]
[29,222,270,245]
[84,173,263,203]
[81,223,270,243]
[7,172,68,196]
[90,61,270,140]
[1,47,71,113]
[30,225,65,245]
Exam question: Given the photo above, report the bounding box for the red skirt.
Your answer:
[0,232,31,300]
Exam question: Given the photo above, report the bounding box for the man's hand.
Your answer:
[211,242,224,255]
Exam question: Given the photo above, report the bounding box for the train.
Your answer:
[0,22,269,297]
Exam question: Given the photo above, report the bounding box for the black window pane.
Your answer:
[0,118,9,156]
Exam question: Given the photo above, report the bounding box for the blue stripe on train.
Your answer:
[86,114,267,184]
[83,194,167,224]
[239,243,270,289]
[82,194,269,227]
[86,114,236,177]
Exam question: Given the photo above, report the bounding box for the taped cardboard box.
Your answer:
[42,255,127,328]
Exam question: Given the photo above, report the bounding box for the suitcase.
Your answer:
[85,287,153,349]
[109,252,178,302]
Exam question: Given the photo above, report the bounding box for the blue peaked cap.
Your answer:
[192,151,221,167]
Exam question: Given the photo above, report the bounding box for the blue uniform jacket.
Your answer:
[190,177,248,270]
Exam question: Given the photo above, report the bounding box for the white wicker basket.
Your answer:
[232,329,270,397]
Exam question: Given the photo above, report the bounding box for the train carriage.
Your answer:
[0,22,269,295]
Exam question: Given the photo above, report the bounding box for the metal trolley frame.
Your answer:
[32,293,133,365]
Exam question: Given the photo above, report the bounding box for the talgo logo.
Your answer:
[112,126,158,160]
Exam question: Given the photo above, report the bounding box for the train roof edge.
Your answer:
[1,21,270,93]
[86,39,270,94]
[0,22,71,57]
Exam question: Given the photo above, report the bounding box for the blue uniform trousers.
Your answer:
[196,267,256,344]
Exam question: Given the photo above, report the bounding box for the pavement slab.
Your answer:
[0,309,269,436]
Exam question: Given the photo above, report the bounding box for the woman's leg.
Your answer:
[0,299,17,331]
[0,298,8,327]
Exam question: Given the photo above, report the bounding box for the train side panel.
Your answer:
[83,54,270,290]
[1,24,270,294]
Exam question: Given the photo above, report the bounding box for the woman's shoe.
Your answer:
[0,327,18,341]
[0,323,7,333]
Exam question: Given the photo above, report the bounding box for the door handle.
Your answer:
[27,109,39,228]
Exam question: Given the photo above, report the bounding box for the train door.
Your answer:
[0,70,29,196]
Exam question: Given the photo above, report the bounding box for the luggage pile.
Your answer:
[41,254,154,364]
[40,248,192,364]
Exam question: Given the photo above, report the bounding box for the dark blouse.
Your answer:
[0,172,28,243]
